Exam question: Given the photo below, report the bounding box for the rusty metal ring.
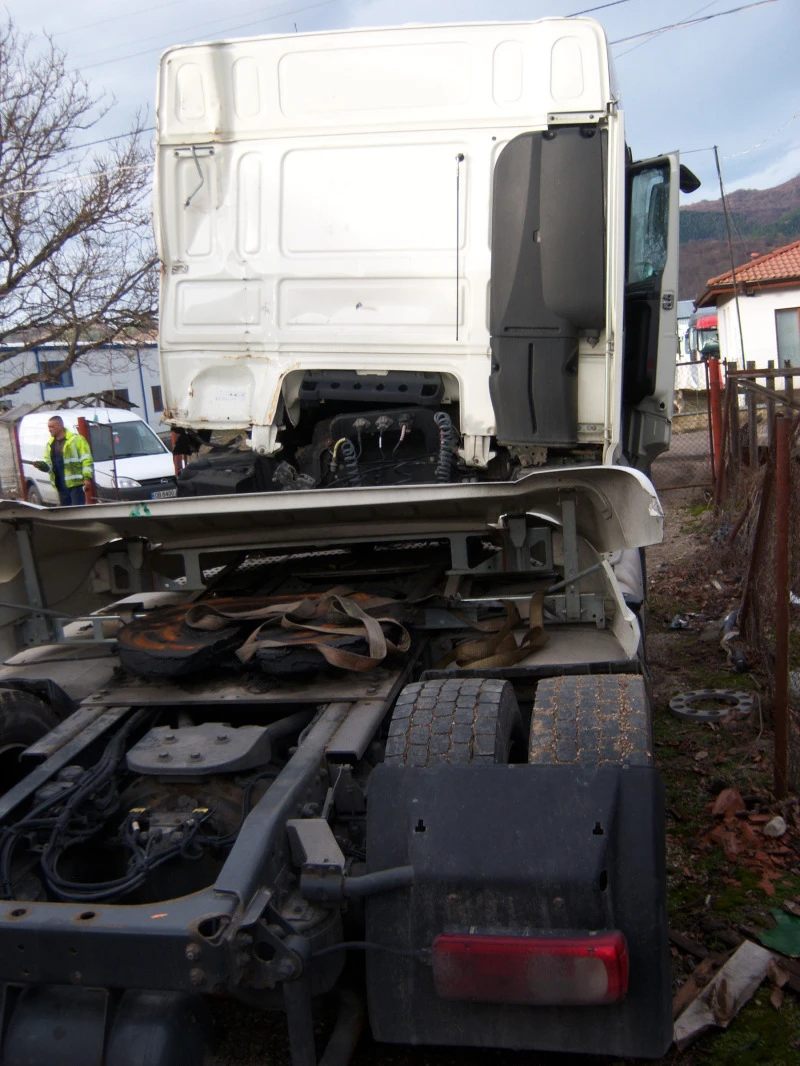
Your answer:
[668,689,755,722]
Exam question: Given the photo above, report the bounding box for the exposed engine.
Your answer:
[175,371,473,496]
[0,712,306,905]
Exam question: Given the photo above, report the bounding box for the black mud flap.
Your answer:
[365,765,671,1059]
[0,986,211,1066]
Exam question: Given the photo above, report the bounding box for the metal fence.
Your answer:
[650,360,713,492]
[714,365,800,795]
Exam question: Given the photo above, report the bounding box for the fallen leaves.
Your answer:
[711,787,746,818]
[699,786,800,896]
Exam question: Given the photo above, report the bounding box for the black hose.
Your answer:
[2,709,153,901]
[434,411,454,482]
[339,439,361,485]
[342,865,414,898]
[319,990,365,1066]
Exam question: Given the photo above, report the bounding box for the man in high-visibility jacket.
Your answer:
[34,416,94,505]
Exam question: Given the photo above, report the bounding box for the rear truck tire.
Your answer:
[25,483,43,505]
[367,674,672,1058]
[383,678,523,766]
[528,673,653,768]
[0,687,59,786]
[1,987,211,1066]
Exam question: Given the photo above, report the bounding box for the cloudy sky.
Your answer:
[6,0,798,205]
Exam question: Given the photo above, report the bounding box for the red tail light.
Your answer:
[431,931,629,1006]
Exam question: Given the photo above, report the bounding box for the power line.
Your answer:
[614,0,723,59]
[610,0,779,47]
[79,0,339,70]
[675,109,800,163]
[72,0,300,61]
[0,163,152,203]
[713,145,747,368]
[23,0,794,167]
[75,0,635,71]
[51,0,205,38]
[724,111,800,159]
[568,0,635,14]
[49,129,157,158]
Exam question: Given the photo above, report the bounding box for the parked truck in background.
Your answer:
[0,18,698,1066]
[684,310,720,362]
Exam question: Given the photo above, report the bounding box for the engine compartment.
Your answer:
[3,709,299,906]
[174,369,605,497]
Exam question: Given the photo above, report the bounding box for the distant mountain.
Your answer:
[679,174,800,302]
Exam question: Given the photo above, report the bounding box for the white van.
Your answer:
[18,408,178,505]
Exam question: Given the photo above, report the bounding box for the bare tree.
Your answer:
[0,19,157,397]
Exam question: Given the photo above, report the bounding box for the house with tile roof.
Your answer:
[695,239,800,369]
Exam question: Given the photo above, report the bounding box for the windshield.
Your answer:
[88,420,167,462]
[697,327,719,351]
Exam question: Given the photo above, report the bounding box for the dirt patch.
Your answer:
[648,489,800,1066]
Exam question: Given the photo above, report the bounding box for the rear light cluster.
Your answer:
[431,931,629,1007]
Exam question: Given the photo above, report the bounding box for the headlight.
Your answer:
[115,477,142,488]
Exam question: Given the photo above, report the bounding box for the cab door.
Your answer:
[623,153,696,470]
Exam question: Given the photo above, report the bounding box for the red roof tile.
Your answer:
[706,239,800,288]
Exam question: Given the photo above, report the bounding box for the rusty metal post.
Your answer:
[707,357,724,485]
[786,361,794,407]
[76,416,96,505]
[714,381,731,507]
[773,413,791,799]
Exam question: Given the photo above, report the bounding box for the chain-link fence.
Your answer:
[650,360,713,492]
[715,366,800,794]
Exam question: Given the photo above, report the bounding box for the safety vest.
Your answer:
[44,430,94,488]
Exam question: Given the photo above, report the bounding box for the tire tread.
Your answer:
[384,678,519,766]
[528,673,652,768]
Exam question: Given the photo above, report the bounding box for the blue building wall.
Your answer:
[0,345,165,432]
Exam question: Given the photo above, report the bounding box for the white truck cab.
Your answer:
[155,18,697,496]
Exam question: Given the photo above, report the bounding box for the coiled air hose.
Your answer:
[434,411,455,483]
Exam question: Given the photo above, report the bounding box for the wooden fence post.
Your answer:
[766,360,776,448]
[746,361,758,467]
[728,363,741,480]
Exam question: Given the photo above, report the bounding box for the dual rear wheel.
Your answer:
[385,674,653,768]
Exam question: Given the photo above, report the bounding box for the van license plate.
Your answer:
[150,488,178,499]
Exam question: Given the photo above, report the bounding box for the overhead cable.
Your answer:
[0,163,152,203]
[79,0,338,69]
[611,0,778,47]
[614,0,723,59]
[724,111,800,159]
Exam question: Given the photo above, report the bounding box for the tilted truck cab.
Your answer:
[155,18,694,493]
[0,18,697,1066]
